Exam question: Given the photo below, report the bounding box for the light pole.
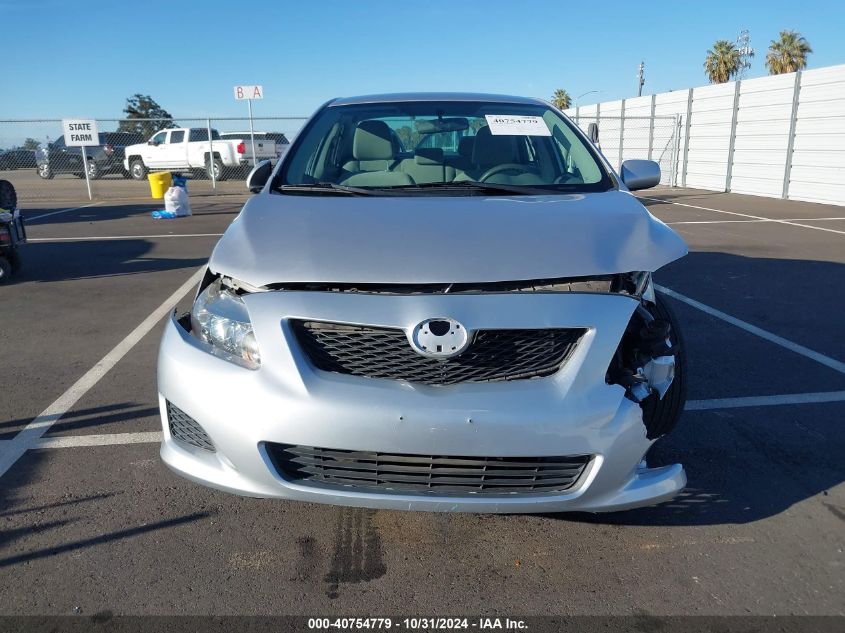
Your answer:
[574,90,600,107]
[637,62,645,97]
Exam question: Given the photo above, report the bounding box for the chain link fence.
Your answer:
[570,115,682,186]
[0,117,308,205]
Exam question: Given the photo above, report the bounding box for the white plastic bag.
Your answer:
[163,186,192,217]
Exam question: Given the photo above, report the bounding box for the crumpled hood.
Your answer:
[209,190,687,287]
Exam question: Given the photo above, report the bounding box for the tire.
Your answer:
[37,163,53,179]
[129,159,147,181]
[640,296,687,439]
[0,256,11,284]
[86,160,101,180]
[205,156,226,181]
[0,179,16,210]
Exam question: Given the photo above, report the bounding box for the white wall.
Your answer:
[565,63,845,206]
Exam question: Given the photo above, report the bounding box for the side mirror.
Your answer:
[148,140,158,146]
[246,159,273,193]
[620,159,660,191]
[587,122,599,144]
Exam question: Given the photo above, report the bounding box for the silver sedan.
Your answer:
[157,93,688,512]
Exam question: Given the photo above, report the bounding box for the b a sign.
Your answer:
[62,119,100,146]
[234,85,263,100]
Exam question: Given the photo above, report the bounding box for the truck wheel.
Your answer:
[37,164,53,179]
[641,296,688,439]
[206,156,226,181]
[0,179,17,210]
[129,159,147,181]
[86,160,101,180]
[0,256,11,283]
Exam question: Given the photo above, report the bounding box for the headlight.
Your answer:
[190,279,261,368]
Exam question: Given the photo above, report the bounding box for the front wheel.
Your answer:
[205,156,226,181]
[129,159,147,181]
[641,296,688,439]
[37,164,53,179]
[86,160,101,180]
[0,256,11,283]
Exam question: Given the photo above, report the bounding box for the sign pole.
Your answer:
[80,148,93,200]
[207,117,217,191]
[247,98,258,169]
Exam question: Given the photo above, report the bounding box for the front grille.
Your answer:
[166,401,215,452]
[267,444,590,495]
[291,321,584,386]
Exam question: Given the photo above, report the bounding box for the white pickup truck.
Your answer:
[123,127,276,181]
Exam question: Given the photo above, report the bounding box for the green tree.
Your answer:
[766,30,812,74]
[21,138,40,150]
[117,94,177,140]
[704,40,741,83]
[551,89,572,110]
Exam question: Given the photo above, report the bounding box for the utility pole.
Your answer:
[637,61,645,97]
[736,29,754,80]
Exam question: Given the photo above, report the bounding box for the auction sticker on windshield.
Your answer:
[485,114,551,136]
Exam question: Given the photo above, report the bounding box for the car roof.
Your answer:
[328,92,548,107]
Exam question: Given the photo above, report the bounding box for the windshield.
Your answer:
[277,100,612,195]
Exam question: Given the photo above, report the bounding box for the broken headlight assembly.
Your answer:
[607,273,676,403]
[190,278,261,369]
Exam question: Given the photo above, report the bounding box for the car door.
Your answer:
[162,130,186,168]
[145,131,169,168]
[50,136,82,174]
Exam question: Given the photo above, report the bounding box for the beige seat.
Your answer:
[399,148,456,184]
[457,126,542,184]
[340,120,414,187]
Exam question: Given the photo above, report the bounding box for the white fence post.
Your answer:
[618,99,626,171]
[647,94,656,160]
[681,89,693,187]
[725,80,742,192]
[782,70,802,199]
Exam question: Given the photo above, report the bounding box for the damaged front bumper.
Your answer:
[157,289,685,513]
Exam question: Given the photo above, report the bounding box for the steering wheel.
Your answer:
[478,163,531,182]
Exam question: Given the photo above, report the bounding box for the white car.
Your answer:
[123,127,275,181]
[157,93,688,513]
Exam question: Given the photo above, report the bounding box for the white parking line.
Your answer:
[667,217,845,226]
[640,196,845,237]
[656,284,845,375]
[31,431,163,449]
[686,391,845,410]
[26,202,104,222]
[0,267,205,479]
[6,389,845,452]
[28,233,224,242]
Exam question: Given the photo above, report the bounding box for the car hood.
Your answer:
[209,190,687,287]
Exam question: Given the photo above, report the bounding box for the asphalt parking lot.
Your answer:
[0,186,843,617]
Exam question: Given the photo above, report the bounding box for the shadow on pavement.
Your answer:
[9,239,206,284]
[0,403,159,440]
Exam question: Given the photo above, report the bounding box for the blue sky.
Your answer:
[2,0,844,119]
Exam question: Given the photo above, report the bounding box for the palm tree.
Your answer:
[551,89,571,110]
[766,30,812,74]
[704,40,741,83]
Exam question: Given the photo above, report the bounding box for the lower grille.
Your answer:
[167,401,215,452]
[266,444,590,495]
[291,321,584,386]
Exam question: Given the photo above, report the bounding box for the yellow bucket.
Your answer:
[148,171,172,199]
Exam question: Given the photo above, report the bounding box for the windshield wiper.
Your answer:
[278,182,386,196]
[395,181,556,196]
